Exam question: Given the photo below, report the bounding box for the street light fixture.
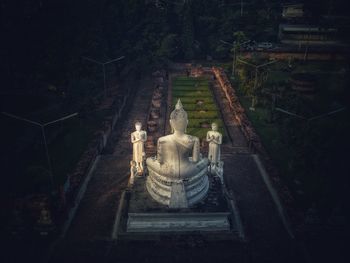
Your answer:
[237,58,277,111]
[2,112,79,191]
[82,56,125,98]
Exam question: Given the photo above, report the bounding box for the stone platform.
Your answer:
[114,175,242,240]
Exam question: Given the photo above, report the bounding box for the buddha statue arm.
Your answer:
[206,132,213,142]
[192,137,200,162]
[157,139,164,164]
[131,133,137,143]
[131,132,142,143]
[215,133,222,145]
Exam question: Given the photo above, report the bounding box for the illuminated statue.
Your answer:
[131,122,147,174]
[146,99,209,208]
[206,122,222,167]
[206,123,224,183]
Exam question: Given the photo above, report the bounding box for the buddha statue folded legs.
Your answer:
[146,99,209,208]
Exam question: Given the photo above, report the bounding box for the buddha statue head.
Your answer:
[211,122,218,131]
[170,99,188,134]
[135,121,142,131]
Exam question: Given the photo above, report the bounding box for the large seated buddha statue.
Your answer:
[146,99,209,208]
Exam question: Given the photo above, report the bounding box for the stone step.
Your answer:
[127,212,231,233]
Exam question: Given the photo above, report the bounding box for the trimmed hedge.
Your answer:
[172,97,215,105]
[179,103,218,111]
[172,91,212,97]
[187,110,220,119]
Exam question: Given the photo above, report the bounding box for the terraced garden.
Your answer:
[171,76,226,141]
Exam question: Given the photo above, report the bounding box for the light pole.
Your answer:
[303,26,311,62]
[82,56,125,98]
[237,58,277,111]
[2,112,79,191]
[220,39,250,78]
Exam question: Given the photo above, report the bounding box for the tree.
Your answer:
[157,34,180,62]
[231,31,248,75]
[182,2,195,60]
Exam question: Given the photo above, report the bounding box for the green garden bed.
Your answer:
[172,76,226,141]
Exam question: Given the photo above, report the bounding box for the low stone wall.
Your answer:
[212,67,266,155]
[212,66,302,232]
[145,70,168,155]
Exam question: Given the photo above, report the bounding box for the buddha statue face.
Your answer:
[211,123,218,131]
[170,99,188,133]
[135,122,142,131]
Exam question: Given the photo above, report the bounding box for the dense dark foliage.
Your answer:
[1,0,349,95]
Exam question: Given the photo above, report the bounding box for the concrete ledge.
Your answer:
[127,212,231,233]
[111,190,126,240]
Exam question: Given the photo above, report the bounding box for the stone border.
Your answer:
[206,73,235,147]
[111,190,127,240]
[223,185,246,241]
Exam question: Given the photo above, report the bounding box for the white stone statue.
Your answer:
[131,122,147,174]
[206,122,222,167]
[146,99,209,208]
[129,161,137,186]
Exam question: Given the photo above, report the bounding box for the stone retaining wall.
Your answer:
[145,70,168,155]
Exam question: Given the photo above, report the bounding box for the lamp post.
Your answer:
[303,26,311,62]
[82,56,125,98]
[237,58,277,111]
[2,112,79,191]
[220,39,250,78]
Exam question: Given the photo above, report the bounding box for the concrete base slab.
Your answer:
[112,175,244,241]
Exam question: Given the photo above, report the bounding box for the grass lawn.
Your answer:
[172,76,226,141]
